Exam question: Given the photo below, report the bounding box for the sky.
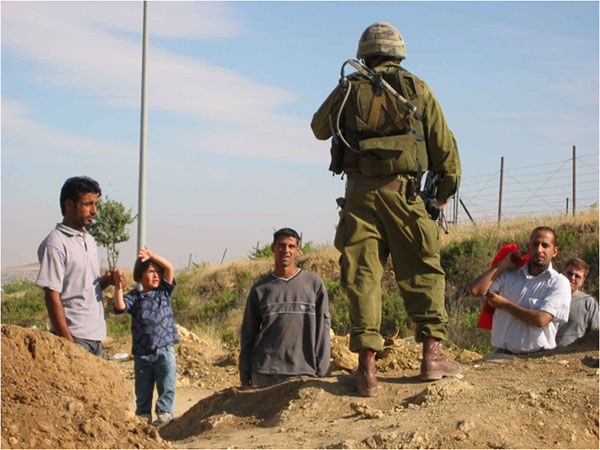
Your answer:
[2,1,598,270]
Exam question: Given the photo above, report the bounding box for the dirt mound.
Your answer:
[160,332,598,449]
[1,325,168,449]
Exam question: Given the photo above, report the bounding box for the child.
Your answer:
[113,246,179,426]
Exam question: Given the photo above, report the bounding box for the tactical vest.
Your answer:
[329,65,428,177]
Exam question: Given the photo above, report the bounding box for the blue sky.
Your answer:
[2,1,598,269]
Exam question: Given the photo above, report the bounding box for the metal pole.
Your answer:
[459,198,476,224]
[137,1,148,251]
[498,156,504,226]
[572,145,576,216]
[566,198,569,215]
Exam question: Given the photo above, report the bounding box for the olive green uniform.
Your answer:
[311,62,461,352]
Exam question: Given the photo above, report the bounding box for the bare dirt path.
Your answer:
[3,324,598,449]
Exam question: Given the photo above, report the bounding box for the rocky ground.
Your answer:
[2,324,598,449]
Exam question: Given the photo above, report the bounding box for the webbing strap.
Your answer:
[366,93,387,130]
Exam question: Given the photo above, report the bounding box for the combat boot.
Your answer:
[350,349,377,397]
[420,335,462,381]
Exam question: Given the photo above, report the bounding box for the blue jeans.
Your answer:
[73,337,103,357]
[134,345,176,418]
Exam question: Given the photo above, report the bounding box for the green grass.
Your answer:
[1,280,47,328]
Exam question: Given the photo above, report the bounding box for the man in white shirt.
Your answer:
[469,226,571,354]
[36,176,123,357]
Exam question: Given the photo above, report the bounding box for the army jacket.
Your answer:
[311,62,461,204]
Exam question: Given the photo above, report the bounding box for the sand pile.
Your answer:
[1,325,169,449]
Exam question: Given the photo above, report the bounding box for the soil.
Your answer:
[2,324,598,449]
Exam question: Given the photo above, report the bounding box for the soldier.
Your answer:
[311,22,462,396]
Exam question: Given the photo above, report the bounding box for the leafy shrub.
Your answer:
[324,279,351,335]
[171,272,194,316]
[381,292,412,338]
[217,326,240,349]
[191,289,238,322]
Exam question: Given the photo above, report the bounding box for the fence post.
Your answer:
[572,145,576,216]
[497,156,504,226]
[454,188,460,226]
[566,198,569,215]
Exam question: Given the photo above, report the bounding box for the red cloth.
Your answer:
[476,244,530,330]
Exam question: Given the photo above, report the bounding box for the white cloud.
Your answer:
[1,97,132,162]
[1,1,323,163]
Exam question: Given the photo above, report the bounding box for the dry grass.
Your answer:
[441,208,598,248]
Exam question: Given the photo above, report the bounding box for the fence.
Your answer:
[447,147,599,226]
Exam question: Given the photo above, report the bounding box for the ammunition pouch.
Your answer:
[357,134,418,177]
[329,140,345,175]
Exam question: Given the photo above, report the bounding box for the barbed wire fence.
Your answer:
[446,147,599,226]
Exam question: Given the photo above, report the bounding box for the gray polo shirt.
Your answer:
[36,223,106,341]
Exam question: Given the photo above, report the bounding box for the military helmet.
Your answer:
[356,22,406,61]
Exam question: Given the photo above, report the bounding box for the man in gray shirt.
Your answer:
[556,257,599,347]
[36,176,122,357]
[239,228,331,387]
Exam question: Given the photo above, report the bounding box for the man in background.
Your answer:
[556,257,598,347]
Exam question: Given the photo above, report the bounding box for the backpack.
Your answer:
[329,64,428,177]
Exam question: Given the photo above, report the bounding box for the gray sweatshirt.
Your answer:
[239,269,331,382]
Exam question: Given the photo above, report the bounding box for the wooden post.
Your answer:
[188,253,192,269]
[498,156,504,226]
[572,145,576,216]
[566,198,569,215]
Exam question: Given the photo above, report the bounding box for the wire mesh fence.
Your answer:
[448,150,598,225]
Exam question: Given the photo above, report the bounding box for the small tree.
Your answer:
[88,197,135,269]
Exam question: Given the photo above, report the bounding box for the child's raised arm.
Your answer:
[138,246,174,285]
[112,268,126,312]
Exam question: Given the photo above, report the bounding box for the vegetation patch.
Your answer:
[3,211,597,354]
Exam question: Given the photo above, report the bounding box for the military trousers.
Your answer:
[335,174,448,353]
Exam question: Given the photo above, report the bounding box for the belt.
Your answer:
[348,174,412,194]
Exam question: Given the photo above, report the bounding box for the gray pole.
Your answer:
[137,1,148,251]
[572,145,576,216]
[497,156,504,226]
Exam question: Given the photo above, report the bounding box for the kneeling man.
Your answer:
[470,226,571,354]
[239,228,331,387]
